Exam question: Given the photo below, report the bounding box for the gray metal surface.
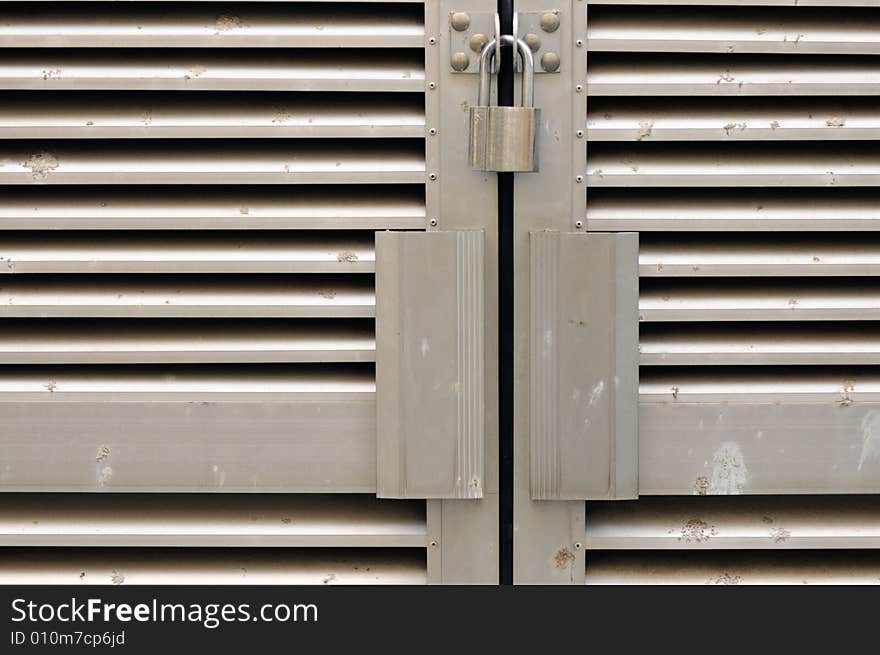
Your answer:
[0,549,426,585]
[376,231,485,499]
[529,231,638,500]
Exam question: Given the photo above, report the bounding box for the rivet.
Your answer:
[450,12,470,32]
[575,84,583,92]
[429,219,438,227]
[574,542,583,550]
[575,220,584,229]
[541,52,561,73]
[576,175,584,183]
[429,128,437,135]
[450,52,469,72]
[576,39,584,47]
[430,540,438,548]
[428,82,436,90]
[540,12,560,33]
[469,33,489,53]
[524,33,541,52]
[576,130,584,138]
[428,37,437,45]
[429,173,437,181]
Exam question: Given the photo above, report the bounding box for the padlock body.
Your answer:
[469,106,540,173]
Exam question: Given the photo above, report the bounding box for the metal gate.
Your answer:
[1,0,878,585]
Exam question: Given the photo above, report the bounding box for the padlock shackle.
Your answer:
[477,36,535,110]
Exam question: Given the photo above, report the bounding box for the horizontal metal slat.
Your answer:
[0,494,424,547]
[640,234,880,276]
[640,366,880,402]
[587,189,880,231]
[0,275,375,318]
[640,323,880,365]
[0,4,424,49]
[0,91,425,139]
[588,0,876,5]
[588,143,880,187]
[0,232,375,273]
[0,548,425,585]
[0,50,424,92]
[0,186,426,230]
[0,319,374,364]
[586,496,880,549]
[586,551,880,584]
[588,54,880,95]
[587,6,880,54]
[588,99,880,141]
[0,141,425,185]
[640,278,880,321]
[0,365,377,492]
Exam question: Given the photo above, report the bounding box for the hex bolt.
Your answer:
[524,33,541,52]
[469,33,489,53]
[450,52,470,72]
[541,52,561,73]
[540,12,560,33]
[450,12,470,31]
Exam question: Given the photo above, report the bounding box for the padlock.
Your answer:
[468,35,540,173]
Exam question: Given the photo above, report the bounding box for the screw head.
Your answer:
[429,128,437,135]
[430,540,438,548]
[576,130,584,138]
[540,12,560,33]
[450,52,469,71]
[574,542,583,550]
[524,33,541,52]
[450,12,470,32]
[541,52,561,73]
[576,39,584,47]
[428,82,436,90]
[428,37,437,45]
[575,84,583,93]
[575,220,584,229]
[429,173,437,181]
[576,175,584,183]
[469,33,489,53]
[429,219,438,227]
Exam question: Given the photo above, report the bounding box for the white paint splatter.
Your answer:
[858,410,880,471]
[588,380,605,407]
[708,442,747,495]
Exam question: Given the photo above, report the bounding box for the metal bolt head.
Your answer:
[541,52,561,73]
[450,12,470,31]
[575,84,583,93]
[450,52,469,71]
[540,12,560,33]
[575,220,584,229]
[429,219,438,227]
[576,175,584,183]
[576,130,584,138]
[524,33,541,52]
[469,33,489,53]
[429,128,437,135]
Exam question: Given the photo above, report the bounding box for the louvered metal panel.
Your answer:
[584,0,880,584]
[0,0,432,584]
